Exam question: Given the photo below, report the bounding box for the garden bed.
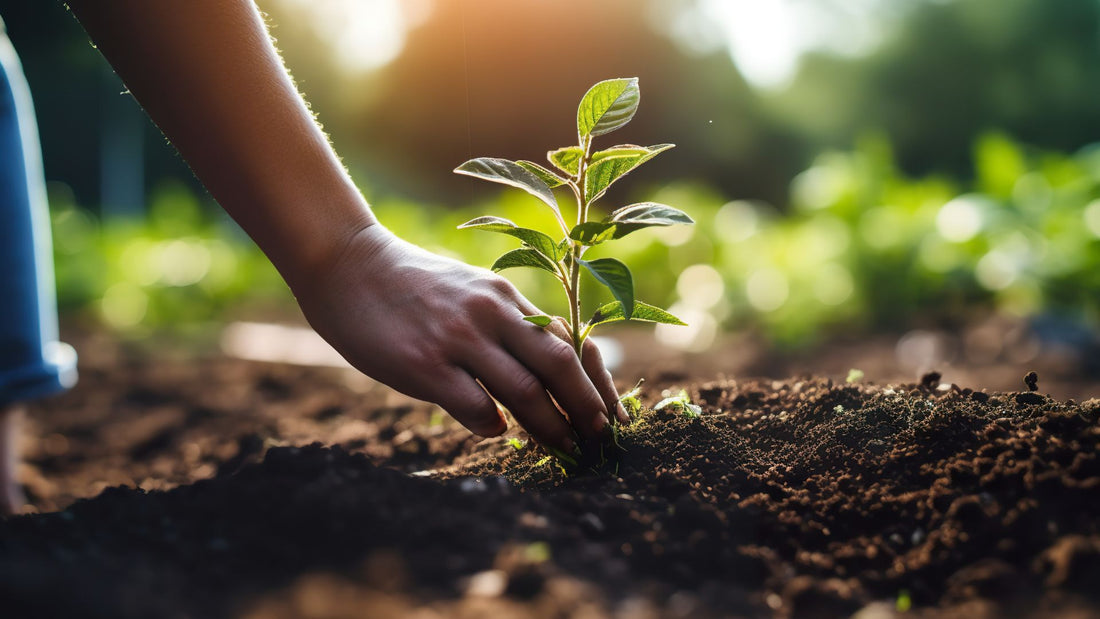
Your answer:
[2,332,1099,618]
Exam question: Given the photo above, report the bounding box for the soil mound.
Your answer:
[2,372,1099,618]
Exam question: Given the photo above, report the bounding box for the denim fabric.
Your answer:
[0,29,77,405]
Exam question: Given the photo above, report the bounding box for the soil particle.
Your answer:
[3,356,1100,618]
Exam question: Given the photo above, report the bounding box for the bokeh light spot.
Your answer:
[745,267,789,312]
[935,195,985,242]
[975,250,1018,290]
[791,166,845,211]
[654,224,695,247]
[1084,199,1100,237]
[813,263,854,306]
[655,303,717,352]
[100,282,148,329]
[676,264,725,309]
[157,240,212,287]
[714,200,761,241]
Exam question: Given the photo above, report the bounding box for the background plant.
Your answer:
[453,77,693,357]
[52,133,1100,354]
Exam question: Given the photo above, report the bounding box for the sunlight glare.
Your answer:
[693,0,885,89]
[277,0,429,73]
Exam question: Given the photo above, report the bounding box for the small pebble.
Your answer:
[465,569,506,597]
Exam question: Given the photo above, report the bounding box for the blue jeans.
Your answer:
[0,26,76,406]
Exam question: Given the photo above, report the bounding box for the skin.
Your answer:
[1,0,627,516]
[0,1,631,515]
[0,406,25,515]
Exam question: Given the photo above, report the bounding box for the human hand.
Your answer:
[291,225,627,455]
[0,406,26,516]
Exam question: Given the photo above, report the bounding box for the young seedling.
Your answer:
[654,390,702,418]
[454,78,692,361]
[619,379,645,420]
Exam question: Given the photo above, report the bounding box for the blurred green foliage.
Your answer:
[772,0,1100,181]
[54,133,1100,349]
[50,181,287,335]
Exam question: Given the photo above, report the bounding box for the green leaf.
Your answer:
[491,248,559,275]
[606,202,694,239]
[517,161,567,188]
[556,238,571,257]
[579,257,634,319]
[590,144,655,163]
[454,158,561,218]
[569,222,616,245]
[654,391,702,418]
[588,300,687,328]
[547,146,583,176]
[458,215,562,260]
[523,314,554,327]
[619,378,644,419]
[584,144,674,202]
[577,78,640,139]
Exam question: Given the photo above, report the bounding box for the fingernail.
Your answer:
[562,436,577,456]
[594,413,612,438]
[615,402,630,425]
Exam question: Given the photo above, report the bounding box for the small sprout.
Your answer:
[534,456,553,467]
[896,589,912,612]
[654,390,702,418]
[546,445,579,469]
[834,404,845,414]
[506,437,526,451]
[619,378,645,419]
[428,409,445,428]
[846,368,864,383]
[523,541,552,564]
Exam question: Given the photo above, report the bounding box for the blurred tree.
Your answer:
[771,0,1100,180]
[276,0,800,206]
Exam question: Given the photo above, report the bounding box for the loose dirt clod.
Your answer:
[2,361,1099,618]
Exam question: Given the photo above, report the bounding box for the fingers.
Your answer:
[543,318,624,427]
[429,367,507,438]
[0,406,26,516]
[499,317,612,442]
[497,285,623,432]
[579,336,628,425]
[459,346,577,455]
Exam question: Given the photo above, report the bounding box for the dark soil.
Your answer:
[2,333,1100,618]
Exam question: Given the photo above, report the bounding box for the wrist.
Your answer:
[280,208,396,299]
[257,183,379,291]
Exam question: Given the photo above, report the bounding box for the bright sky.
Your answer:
[692,0,889,89]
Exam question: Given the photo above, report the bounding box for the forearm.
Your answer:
[65,0,377,288]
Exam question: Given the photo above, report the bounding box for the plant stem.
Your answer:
[568,244,583,357]
[567,136,593,359]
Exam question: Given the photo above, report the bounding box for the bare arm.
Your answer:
[65,0,371,288]
[65,0,624,454]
